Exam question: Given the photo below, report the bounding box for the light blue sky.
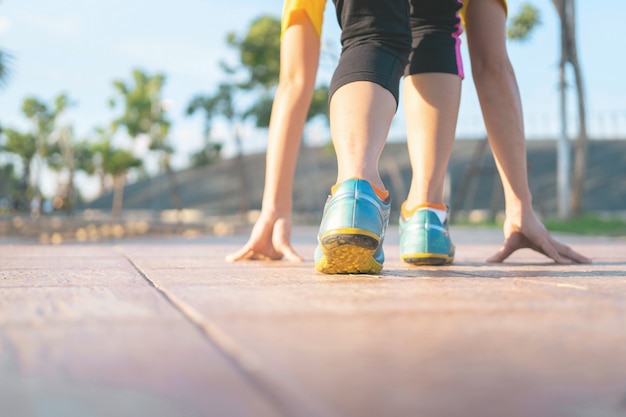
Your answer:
[0,0,624,197]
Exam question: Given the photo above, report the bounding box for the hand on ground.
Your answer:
[225,212,304,262]
[487,211,592,264]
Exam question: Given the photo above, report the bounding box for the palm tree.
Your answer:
[0,163,20,212]
[111,69,181,211]
[89,127,114,197]
[0,0,11,90]
[196,15,330,215]
[1,128,37,210]
[46,126,93,213]
[44,94,82,212]
[224,15,282,91]
[228,15,330,129]
[188,83,251,214]
[0,50,11,89]
[507,3,541,40]
[19,95,72,215]
[91,138,142,219]
[186,95,223,168]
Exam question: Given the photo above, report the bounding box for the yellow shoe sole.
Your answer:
[315,228,382,274]
[401,253,454,266]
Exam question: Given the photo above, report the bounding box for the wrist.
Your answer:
[259,205,292,219]
[504,195,534,219]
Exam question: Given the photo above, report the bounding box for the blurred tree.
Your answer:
[72,140,97,182]
[1,128,37,210]
[90,137,142,219]
[227,15,330,131]
[46,127,96,212]
[185,95,223,168]
[0,50,11,89]
[89,127,115,197]
[21,96,56,214]
[110,69,181,211]
[0,0,10,89]
[507,3,541,40]
[189,143,222,168]
[187,83,250,214]
[0,163,20,212]
[193,14,332,216]
[225,15,282,90]
[110,70,169,140]
[306,86,330,127]
[46,94,81,212]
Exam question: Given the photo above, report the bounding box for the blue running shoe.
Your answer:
[314,178,391,274]
[399,204,455,265]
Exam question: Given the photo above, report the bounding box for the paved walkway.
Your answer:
[1,226,625,417]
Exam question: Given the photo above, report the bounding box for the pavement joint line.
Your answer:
[113,245,341,417]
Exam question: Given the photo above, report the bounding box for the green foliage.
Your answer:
[1,11,334,206]
[111,68,170,140]
[451,215,626,237]
[213,84,236,120]
[246,94,274,128]
[186,95,220,140]
[308,87,330,122]
[188,84,236,124]
[108,149,142,176]
[69,140,95,176]
[0,163,22,212]
[45,136,95,176]
[0,50,12,88]
[227,15,281,90]
[542,215,626,237]
[91,139,142,177]
[2,128,37,164]
[196,11,331,166]
[186,95,218,120]
[190,143,222,168]
[45,141,65,172]
[186,91,227,165]
[53,93,72,114]
[1,94,76,211]
[1,127,37,210]
[22,97,55,136]
[507,3,541,41]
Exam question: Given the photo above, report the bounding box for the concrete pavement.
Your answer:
[1,226,626,417]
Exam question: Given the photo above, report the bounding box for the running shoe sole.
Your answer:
[316,228,382,274]
[401,252,454,266]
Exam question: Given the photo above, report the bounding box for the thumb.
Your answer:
[487,244,515,263]
[225,247,251,262]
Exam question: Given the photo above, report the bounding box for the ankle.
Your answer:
[401,202,447,221]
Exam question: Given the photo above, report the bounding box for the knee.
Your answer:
[471,56,514,86]
[279,69,315,96]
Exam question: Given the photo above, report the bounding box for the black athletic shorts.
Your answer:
[329,0,464,105]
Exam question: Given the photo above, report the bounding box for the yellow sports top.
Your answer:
[281,0,508,39]
[281,0,326,38]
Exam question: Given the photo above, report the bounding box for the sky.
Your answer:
[0,0,624,199]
